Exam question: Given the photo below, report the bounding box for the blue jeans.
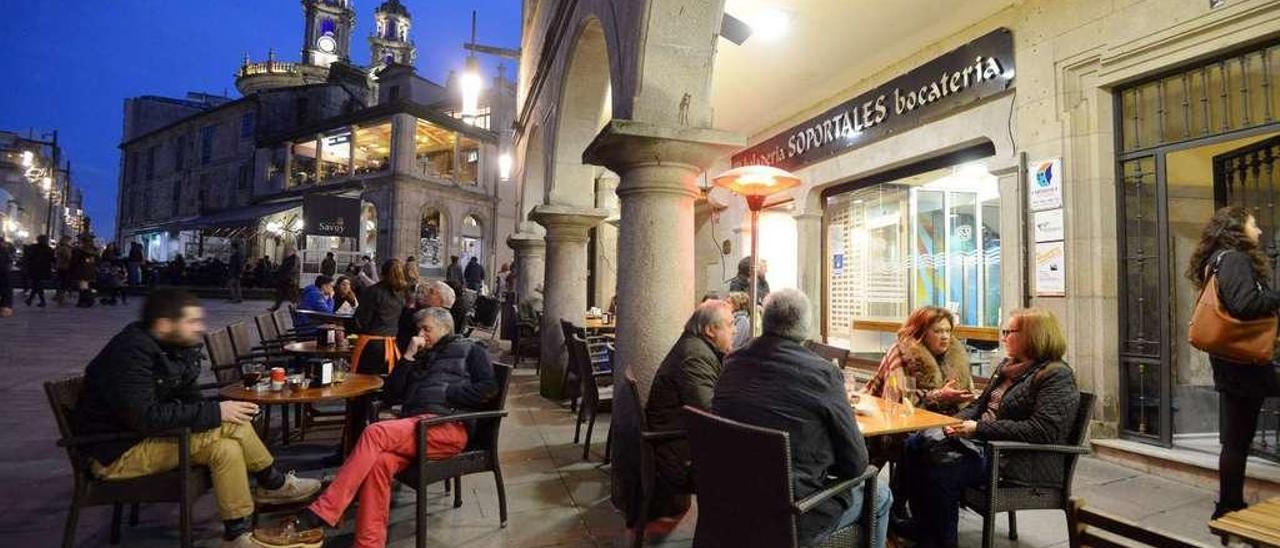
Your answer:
[902,432,988,548]
[828,480,893,548]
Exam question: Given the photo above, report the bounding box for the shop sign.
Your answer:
[1028,158,1063,211]
[1033,209,1064,242]
[303,195,360,238]
[732,28,1014,172]
[1034,241,1066,297]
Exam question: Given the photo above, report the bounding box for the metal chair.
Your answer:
[568,332,613,460]
[45,376,210,548]
[961,391,1097,548]
[684,406,877,548]
[395,362,514,548]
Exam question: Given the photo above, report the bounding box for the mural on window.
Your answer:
[419,209,445,273]
[826,163,1000,353]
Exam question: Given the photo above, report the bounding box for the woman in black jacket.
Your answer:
[1187,206,1280,519]
[898,308,1079,548]
[351,259,409,375]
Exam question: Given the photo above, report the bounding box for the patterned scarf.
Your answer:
[981,358,1036,421]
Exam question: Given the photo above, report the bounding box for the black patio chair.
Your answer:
[396,362,514,548]
[255,312,310,345]
[227,321,289,365]
[46,376,210,548]
[961,391,1097,548]
[684,405,877,548]
[568,333,613,460]
[804,340,850,368]
[559,319,584,411]
[622,367,685,548]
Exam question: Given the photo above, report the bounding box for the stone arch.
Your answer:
[459,213,485,268]
[518,123,547,234]
[547,16,612,207]
[418,205,449,274]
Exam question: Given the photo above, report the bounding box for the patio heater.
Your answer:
[711,165,801,326]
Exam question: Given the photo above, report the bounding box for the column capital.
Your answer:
[583,120,744,198]
[506,231,546,256]
[531,204,609,243]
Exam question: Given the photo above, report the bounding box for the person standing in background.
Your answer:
[445,255,463,288]
[227,241,245,303]
[53,235,73,304]
[127,241,144,286]
[1186,206,1280,520]
[0,234,15,316]
[269,246,300,312]
[403,256,421,295]
[320,252,337,278]
[464,256,485,292]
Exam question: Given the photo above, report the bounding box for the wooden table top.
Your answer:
[852,393,962,437]
[219,373,383,404]
[585,317,616,331]
[1210,496,1280,546]
[282,340,355,357]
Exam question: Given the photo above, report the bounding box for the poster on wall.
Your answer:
[833,254,845,277]
[1035,241,1066,297]
[1028,158,1063,211]
[1033,209,1064,242]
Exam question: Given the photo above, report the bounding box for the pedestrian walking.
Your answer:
[445,255,463,287]
[464,256,485,292]
[22,235,53,307]
[53,235,73,304]
[126,241,144,286]
[1186,206,1280,520]
[269,246,300,312]
[0,234,15,317]
[72,236,100,308]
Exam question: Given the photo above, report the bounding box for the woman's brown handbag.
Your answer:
[1188,254,1278,364]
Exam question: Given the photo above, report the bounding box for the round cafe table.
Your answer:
[220,373,383,455]
[282,340,355,359]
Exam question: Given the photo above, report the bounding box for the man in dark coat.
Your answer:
[22,234,53,307]
[0,234,14,314]
[72,289,320,546]
[645,299,735,517]
[463,256,485,291]
[713,289,890,548]
[728,255,771,304]
[269,247,300,312]
[445,255,464,287]
[320,251,337,278]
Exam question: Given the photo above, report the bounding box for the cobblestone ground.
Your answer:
[0,296,1226,547]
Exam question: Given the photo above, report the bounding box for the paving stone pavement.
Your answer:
[0,298,1230,547]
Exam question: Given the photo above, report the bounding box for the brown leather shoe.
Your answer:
[252,516,323,548]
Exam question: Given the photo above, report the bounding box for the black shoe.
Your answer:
[1213,501,1246,520]
[890,516,921,540]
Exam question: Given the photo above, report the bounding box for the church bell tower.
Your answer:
[302,0,356,67]
[369,0,416,71]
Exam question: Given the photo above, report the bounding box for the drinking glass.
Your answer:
[333,358,349,383]
[241,363,265,389]
[900,377,917,416]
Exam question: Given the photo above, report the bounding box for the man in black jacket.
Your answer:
[256,306,498,548]
[713,289,890,548]
[22,234,53,307]
[72,289,321,547]
[646,299,735,517]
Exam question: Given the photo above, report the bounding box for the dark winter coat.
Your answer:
[464,260,485,287]
[645,332,725,497]
[713,334,870,545]
[384,334,498,418]
[728,273,770,303]
[72,323,220,465]
[353,281,406,336]
[22,243,53,279]
[1198,249,1280,399]
[320,256,337,277]
[956,359,1080,487]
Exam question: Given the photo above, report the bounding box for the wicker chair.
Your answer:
[804,340,851,368]
[201,328,249,388]
[45,376,211,548]
[395,362,514,548]
[621,368,685,548]
[961,391,1097,548]
[568,333,613,461]
[684,406,877,548]
[559,319,584,410]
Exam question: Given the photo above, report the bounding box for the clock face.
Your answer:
[317,35,337,53]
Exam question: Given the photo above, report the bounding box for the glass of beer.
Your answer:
[241,363,265,389]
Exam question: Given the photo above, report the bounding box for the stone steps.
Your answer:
[1092,437,1280,504]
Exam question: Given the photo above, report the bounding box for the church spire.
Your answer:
[370,0,416,71]
[302,0,356,68]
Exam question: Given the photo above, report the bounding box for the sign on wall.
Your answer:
[1033,208,1064,242]
[1035,240,1066,297]
[1028,158,1063,211]
[731,28,1014,172]
[303,195,361,238]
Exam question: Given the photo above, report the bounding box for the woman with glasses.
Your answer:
[895,308,1080,548]
[1186,206,1280,519]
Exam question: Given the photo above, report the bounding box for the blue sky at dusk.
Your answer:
[0,0,521,239]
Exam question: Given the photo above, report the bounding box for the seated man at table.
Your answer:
[255,306,498,548]
[397,279,456,353]
[294,275,336,334]
[72,289,322,548]
[712,288,892,548]
[645,299,735,517]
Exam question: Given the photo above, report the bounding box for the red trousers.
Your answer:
[308,415,468,548]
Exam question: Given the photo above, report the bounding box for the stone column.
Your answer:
[593,171,620,308]
[370,178,423,263]
[390,113,417,175]
[583,120,743,402]
[794,210,824,339]
[532,204,609,398]
[506,232,546,303]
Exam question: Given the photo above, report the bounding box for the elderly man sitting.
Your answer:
[397,280,457,353]
[255,307,497,548]
[645,299,735,517]
[712,289,892,548]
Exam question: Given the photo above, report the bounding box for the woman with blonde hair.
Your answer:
[351,259,410,375]
[897,308,1080,548]
[865,306,974,414]
[725,291,752,350]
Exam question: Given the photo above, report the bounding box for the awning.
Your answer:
[173,201,300,239]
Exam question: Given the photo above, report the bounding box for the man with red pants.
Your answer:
[254,306,497,548]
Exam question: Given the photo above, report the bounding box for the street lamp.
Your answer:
[459,11,483,120]
[497,152,512,181]
[711,164,801,326]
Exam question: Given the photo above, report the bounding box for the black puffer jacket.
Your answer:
[73,323,220,465]
[957,359,1080,487]
[354,281,406,336]
[1200,249,1280,399]
[384,335,498,418]
[646,332,724,498]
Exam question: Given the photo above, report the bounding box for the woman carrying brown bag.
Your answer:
[1188,206,1280,519]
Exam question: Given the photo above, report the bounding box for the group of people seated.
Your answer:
[71,285,500,547]
[644,288,1081,548]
